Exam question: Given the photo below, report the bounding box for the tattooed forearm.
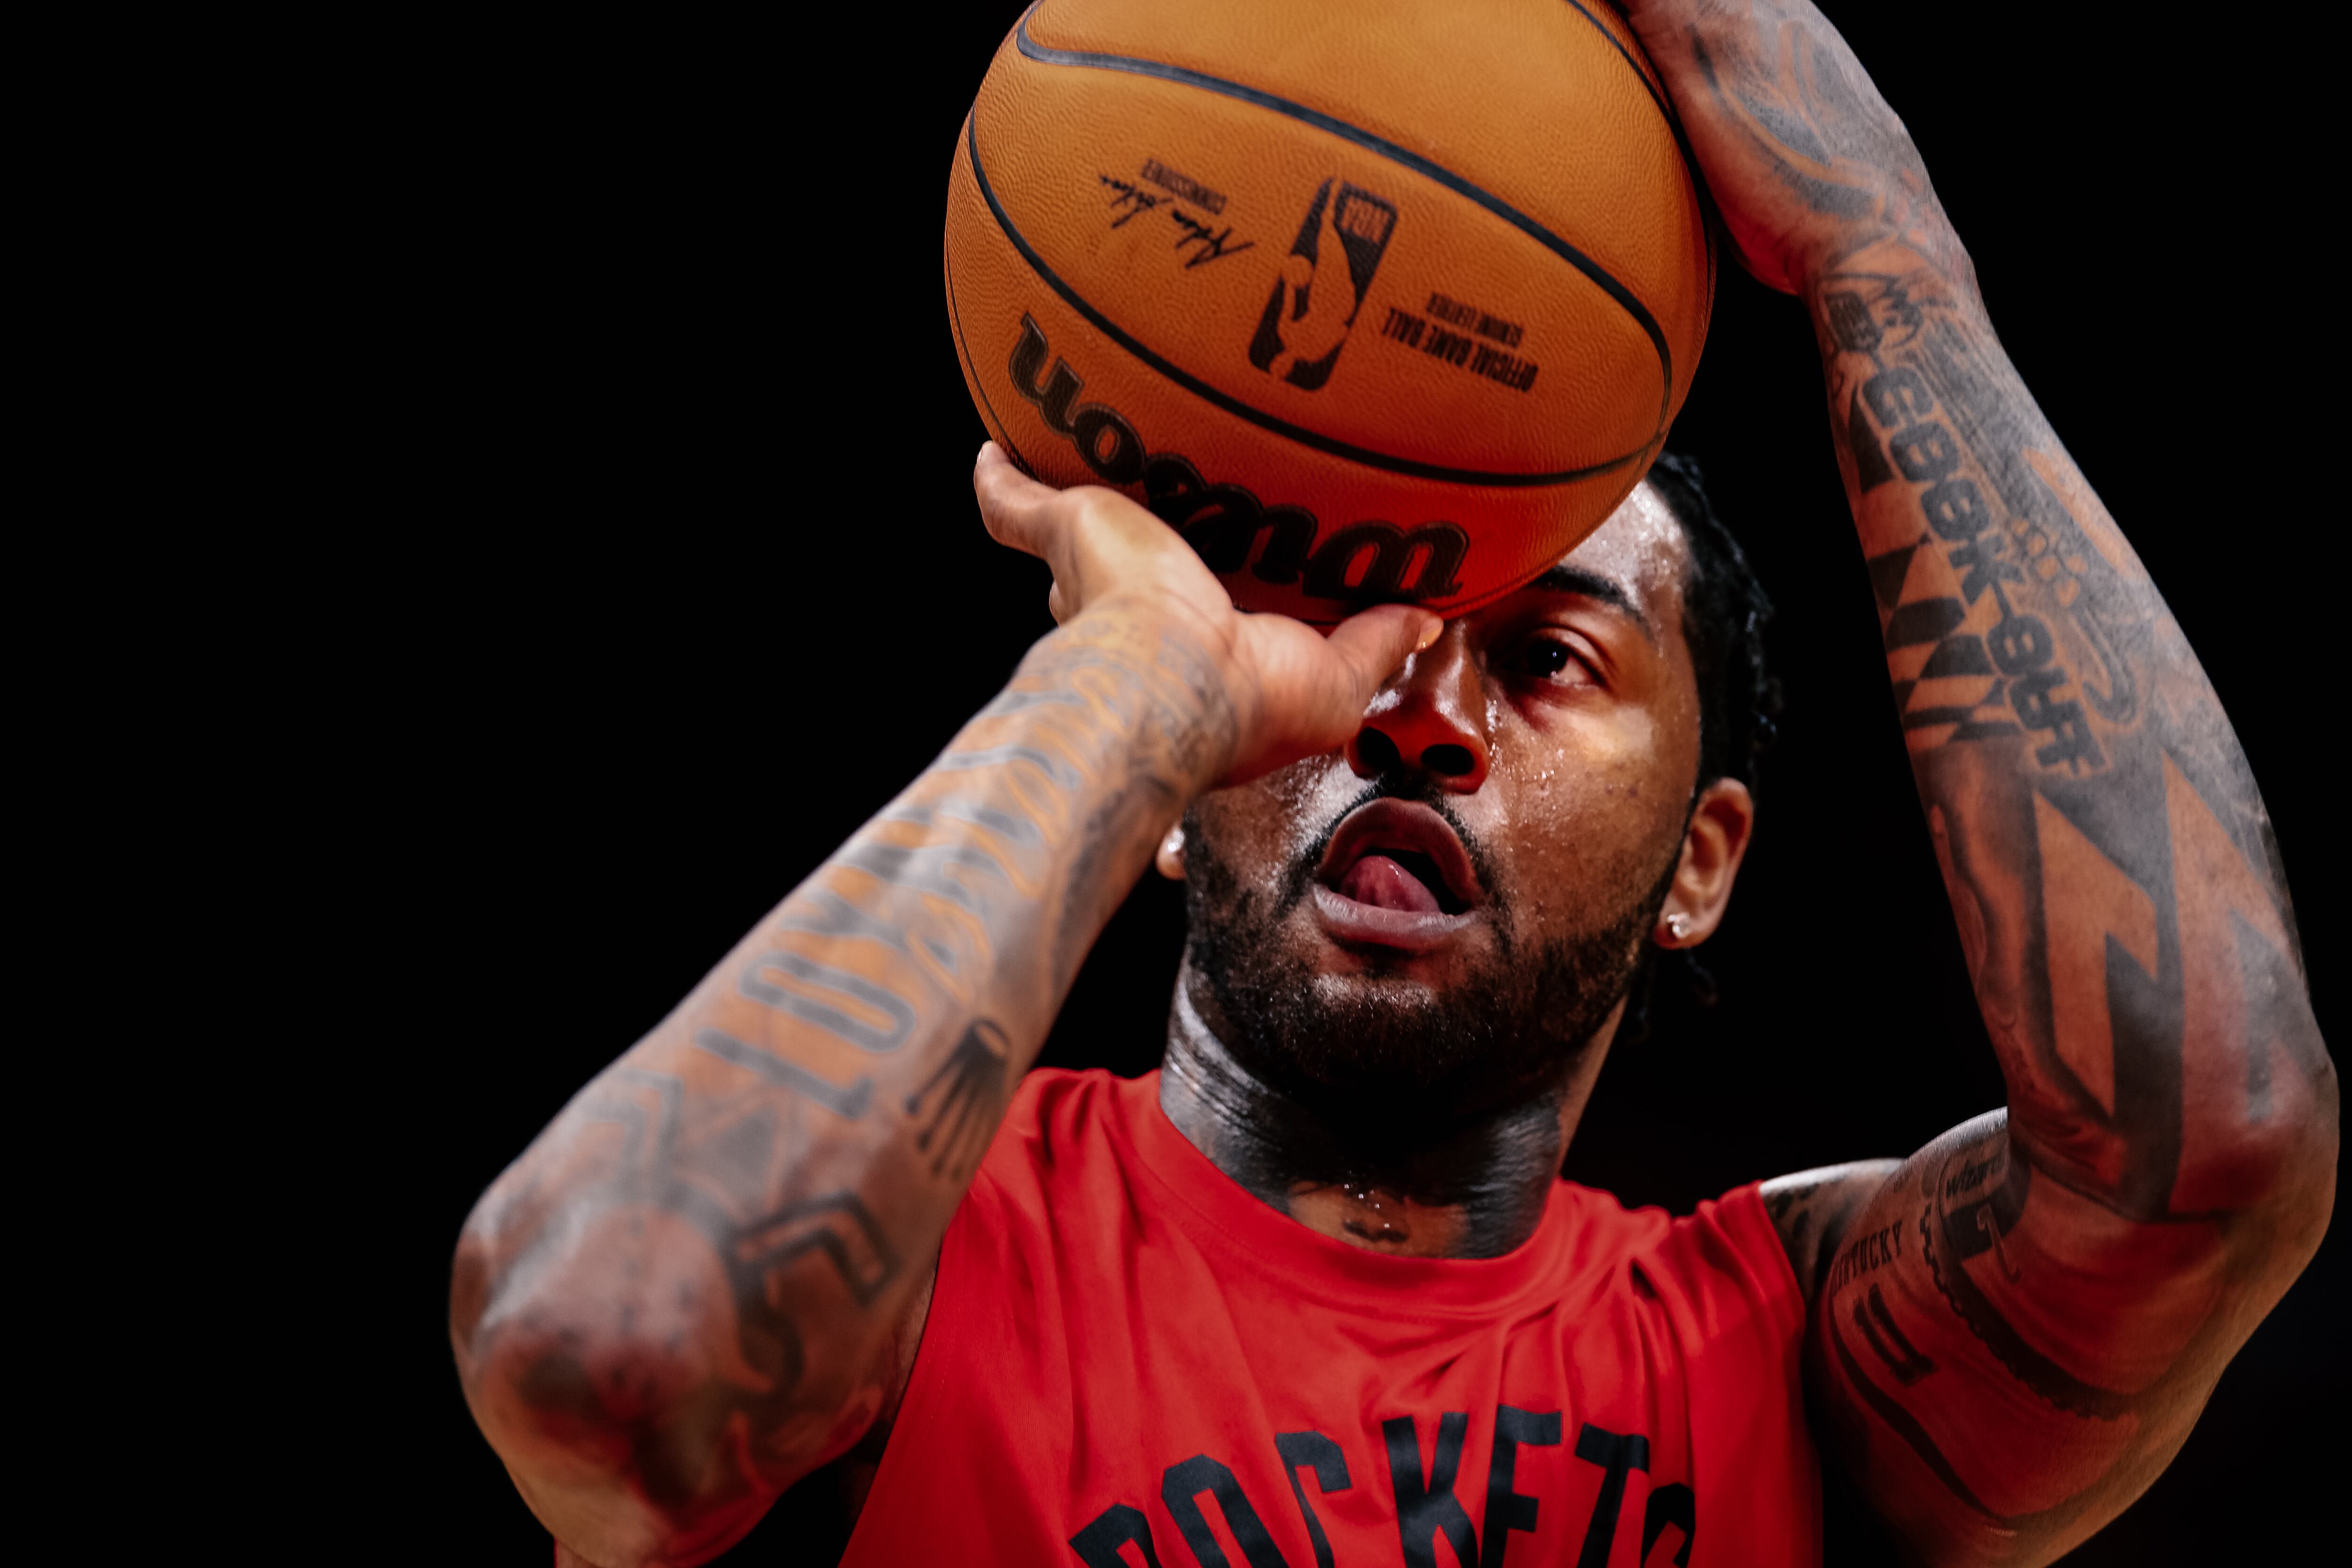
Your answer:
[448,608,1236,1564]
[1641,2,2338,1561]
[1820,233,2329,1213]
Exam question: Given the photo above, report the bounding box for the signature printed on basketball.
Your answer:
[1099,174,1167,228]
[1170,210,1252,269]
[1097,175,1255,269]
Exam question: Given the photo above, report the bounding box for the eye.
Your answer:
[1512,634,1592,685]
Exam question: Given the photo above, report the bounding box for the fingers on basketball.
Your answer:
[973,443,1056,557]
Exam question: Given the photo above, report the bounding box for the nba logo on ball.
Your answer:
[1249,181,1398,391]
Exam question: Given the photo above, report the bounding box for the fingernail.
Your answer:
[1414,615,1442,652]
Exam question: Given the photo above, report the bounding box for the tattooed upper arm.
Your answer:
[1761,1159,1902,1306]
[1797,1112,2301,1564]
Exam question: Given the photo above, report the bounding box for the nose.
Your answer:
[1346,621,1490,791]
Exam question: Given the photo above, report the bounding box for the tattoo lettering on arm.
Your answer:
[1805,1112,2233,1550]
[1761,1159,1901,1304]
[691,1026,874,1120]
[1798,221,2336,1568]
[1818,236,2329,1217]
[1826,1220,1904,1296]
[1663,5,2337,1562]
[451,610,1238,1562]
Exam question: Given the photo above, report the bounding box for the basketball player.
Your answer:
[452,3,2335,1564]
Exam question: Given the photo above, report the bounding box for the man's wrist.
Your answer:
[1037,593,1246,797]
[1795,223,1983,328]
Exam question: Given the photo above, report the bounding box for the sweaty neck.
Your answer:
[1156,961,1622,1260]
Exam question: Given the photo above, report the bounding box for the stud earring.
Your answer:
[1154,822,1187,881]
[1662,913,1691,942]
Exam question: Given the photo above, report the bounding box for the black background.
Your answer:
[367,4,2339,1561]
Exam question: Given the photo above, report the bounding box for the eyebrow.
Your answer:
[1525,564,1656,644]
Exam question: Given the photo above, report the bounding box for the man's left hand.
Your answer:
[1615,0,1968,294]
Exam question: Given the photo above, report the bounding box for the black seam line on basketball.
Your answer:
[965,118,1638,490]
[1012,7,1673,438]
[1556,0,1718,274]
[945,213,1033,476]
[1558,0,1671,128]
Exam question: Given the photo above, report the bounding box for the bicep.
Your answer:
[1802,1109,2277,1566]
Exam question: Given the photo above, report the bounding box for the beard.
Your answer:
[1180,779,1677,1130]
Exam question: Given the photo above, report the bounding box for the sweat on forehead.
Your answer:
[1539,480,1694,629]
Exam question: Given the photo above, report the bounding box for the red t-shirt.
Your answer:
[844,1069,1819,1567]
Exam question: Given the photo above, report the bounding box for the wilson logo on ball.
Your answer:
[1247,180,1398,391]
[1009,315,1467,604]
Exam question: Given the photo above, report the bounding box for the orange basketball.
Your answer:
[945,0,1713,624]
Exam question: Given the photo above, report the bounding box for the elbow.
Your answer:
[448,1226,674,1561]
[2269,1046,2339,1261]
[449,1196,869,1565]
[448,1209,788,1566]
[2185,1018,2337,1255]
[452,1318,735,1568]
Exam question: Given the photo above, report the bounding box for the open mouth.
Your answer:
[1337,847,1468,915]
[1315,799,1484,919]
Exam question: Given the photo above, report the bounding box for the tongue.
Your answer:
[1339,854,1442,914]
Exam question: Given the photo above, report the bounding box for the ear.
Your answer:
[1155,821,1187,881]
[1654,778,1755,947]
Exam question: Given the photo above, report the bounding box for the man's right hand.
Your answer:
[974,441,1438,787]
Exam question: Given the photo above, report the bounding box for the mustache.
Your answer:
[1278,775,1504,915]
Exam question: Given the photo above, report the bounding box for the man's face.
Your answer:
[1182,483,1708,1122]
